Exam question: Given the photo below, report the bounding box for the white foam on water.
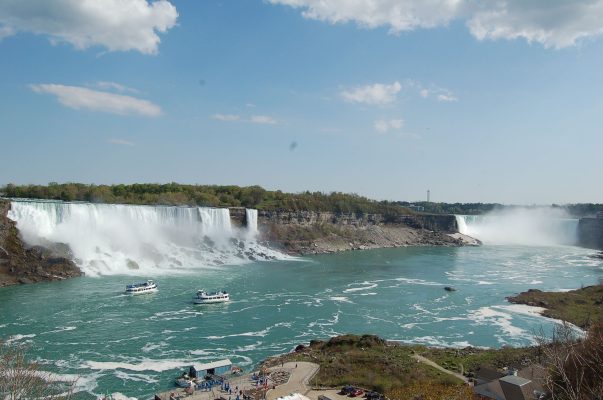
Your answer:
[5,333,36,344]
[204,328,271,340]
[83,359,198,373]
[141,341,168,353]
[42,326,77,334]
[468,307,527,338]
[395,277,442,286]
[114,370,159,384]
[343,283,378,293]
[308,312,341,328]
[394,336,477,349]
[329,296,353,303]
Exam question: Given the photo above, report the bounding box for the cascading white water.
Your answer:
[455,208,578,246]
[8,200,285,276]
[199,207,232,236]
[245,208,258,237]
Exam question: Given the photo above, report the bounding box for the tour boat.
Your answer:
[125,280,158,295]
[193,289,229,304]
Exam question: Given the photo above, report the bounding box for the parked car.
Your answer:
[339,386,355,395]
[349,389,364,397]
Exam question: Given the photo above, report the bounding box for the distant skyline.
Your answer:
[1,1,603,204]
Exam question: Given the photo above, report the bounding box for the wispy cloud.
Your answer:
[94,81,139,93]
[108,138,135,146]
[341,81,402,105]
[374,119,404,133]
[436,93,458,102]
[211,113,241,121]
[30,84,162,117]
[250,115,278,125]
[0,0,178,54]
[414,82,458,102]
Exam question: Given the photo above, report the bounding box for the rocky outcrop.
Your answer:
[578,217,603,250]
[251,210,465,255]
[0,200,82,287]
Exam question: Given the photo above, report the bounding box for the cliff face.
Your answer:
[250,210,463,255]
[578,218,603,250]
[0,200,82,287]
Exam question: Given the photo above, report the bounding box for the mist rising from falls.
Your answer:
[455,208,578,246]
[8,200,285,276]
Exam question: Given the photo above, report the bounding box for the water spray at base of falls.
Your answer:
[455,208,578,246]
[8,200,287,276]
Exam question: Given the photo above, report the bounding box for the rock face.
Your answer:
[0,200,82,287]
[578,217,603,250]
[254,210,464,255]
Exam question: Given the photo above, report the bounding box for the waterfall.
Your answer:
[455,209,578,246]
[199,207,232,236]
[245,209,258,237]
[8,200,286,276]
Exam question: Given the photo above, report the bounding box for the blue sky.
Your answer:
[1,0,602,204]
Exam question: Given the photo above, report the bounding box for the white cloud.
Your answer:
[374,118,404,133]
[437,93,457,102]
[341,81,401,105]
[212,113,241,122]
[30,84,162,117]
[269,0,603,49]
[250,115,278,125]
[94,81,139,93]
[108,138,135,146]
[416,84,458,102]
[0,0,178,54]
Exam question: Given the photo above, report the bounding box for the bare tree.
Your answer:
[537,322,603,400]
[0,340,75,400]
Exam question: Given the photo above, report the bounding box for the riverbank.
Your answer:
[0,200,81,287]
[506,285,603,329]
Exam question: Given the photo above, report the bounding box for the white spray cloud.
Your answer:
[457,207,577,246]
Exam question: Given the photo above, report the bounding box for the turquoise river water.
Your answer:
[1,244,602,399]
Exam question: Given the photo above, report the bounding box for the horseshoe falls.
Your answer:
[7,200,284,276]
[455,208,578,246]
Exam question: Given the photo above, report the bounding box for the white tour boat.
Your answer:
[193,289,229,304]
[125,280,158,295]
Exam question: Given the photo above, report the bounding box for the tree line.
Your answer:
[2,183,600,217]
[0,183,413,217]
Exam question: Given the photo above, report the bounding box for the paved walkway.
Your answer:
[265,362,319,400]
[156,362,320,400]
[411,354,469,383]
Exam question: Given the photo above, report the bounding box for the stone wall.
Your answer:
[230,209,458,232]
[578,217,603,250]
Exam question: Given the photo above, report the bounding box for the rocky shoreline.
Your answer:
[0,200,81,287]
[506,285,603,329]
[250,209,477,255]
